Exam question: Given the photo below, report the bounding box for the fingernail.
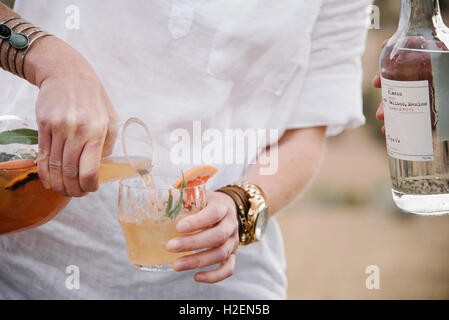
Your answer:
[174,260,189,271]
[166,239,181,251]
[177,220,189,233]
[195,274,206,282]
[41,180,50,189]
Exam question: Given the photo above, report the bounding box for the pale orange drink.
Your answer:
[118,166,217,271]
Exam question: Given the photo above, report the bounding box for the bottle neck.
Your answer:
[400,0,442,31]
[399,0,443,30]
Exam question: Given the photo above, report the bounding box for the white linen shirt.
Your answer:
[0,0,370,299]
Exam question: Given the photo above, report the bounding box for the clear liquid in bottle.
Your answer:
[380,0,449,215]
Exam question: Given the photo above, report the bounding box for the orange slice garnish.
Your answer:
[172,165,218,189]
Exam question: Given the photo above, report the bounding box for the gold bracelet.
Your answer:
[217,182,269,246]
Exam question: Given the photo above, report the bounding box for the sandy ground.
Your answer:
[278,129,449,299]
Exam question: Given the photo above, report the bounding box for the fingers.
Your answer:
[373,71,382,88]
[48,131,67,195]
[62,138,85,197]
[37,129,51,190]
[376,103,386,135]
[167,214,236,252]
[173,233,239,272]
[168,190,239,283]
[79,133,107,193]
[194,254,236,284]
[376,103,384,120]
[176,196,228,233]
[37,116,107,196]
[102,122,118,158]
[62,122,106,197]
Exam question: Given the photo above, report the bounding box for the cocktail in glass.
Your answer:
[118,177,207,271]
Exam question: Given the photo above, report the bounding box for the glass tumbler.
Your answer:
[118,176,207,271]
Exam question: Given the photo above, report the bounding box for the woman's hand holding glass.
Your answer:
[166,191,240,284]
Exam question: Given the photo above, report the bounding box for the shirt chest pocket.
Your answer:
[203,0,312,96]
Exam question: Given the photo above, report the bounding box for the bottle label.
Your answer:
[381,77,434,162]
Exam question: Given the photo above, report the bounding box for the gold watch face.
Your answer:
[254,205,269,240]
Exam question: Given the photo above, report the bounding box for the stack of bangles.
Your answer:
[0,16,51,79]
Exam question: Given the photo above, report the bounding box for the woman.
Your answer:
[0,0,370,299]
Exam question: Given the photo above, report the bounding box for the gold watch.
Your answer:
[234,182,269,246]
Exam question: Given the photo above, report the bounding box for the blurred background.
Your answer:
[278,0,449,299]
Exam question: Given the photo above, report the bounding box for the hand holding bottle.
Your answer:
[377,0,449,215]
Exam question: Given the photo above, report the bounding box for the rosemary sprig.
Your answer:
[165,191,174,217]
[0,128,38,145]
[165,171,187,220]
[0,128,38,163]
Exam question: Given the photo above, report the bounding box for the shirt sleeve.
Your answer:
[286,0,372,136]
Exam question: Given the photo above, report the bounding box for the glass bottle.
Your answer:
[380,0,449,215]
